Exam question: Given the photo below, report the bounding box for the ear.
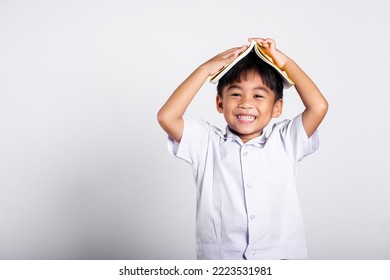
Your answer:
[272,98,283,118]
[216,95,224,113]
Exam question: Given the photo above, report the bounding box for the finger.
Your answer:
[248,37,265,44]
[221,45,246,59]
[230,45,247,59]
[263,38,276,48]
[220,47,239,55]
[221,45,245,54]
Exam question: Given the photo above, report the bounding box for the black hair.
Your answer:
[217,50,284,101]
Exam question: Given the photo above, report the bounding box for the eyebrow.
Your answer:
[226,84,270,94]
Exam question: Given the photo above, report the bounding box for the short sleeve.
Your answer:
[277,113,319,163]
[167,117,212,169]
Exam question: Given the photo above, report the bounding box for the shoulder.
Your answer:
[268,113,319,162]
[269,113,306,138]
[168,117,224,168]
[182,117,224,139]
[271,113,302,129]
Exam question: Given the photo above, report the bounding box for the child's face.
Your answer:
[216,72,282,143]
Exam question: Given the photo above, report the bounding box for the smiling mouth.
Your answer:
[237,115,256,122]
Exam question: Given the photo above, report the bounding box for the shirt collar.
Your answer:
[215,126,267,147]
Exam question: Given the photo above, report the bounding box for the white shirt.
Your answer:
[168,113,319,259]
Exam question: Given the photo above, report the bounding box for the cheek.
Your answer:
[223,103,237,114]
[260,102,275,111]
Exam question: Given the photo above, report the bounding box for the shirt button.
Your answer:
[242,152,248,156]
[246,183,252,188]
[250,214,256,220]
[252,250,257,256]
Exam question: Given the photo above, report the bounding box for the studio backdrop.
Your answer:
[0,0,389,259]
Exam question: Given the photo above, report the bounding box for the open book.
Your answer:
[209,41,294,89]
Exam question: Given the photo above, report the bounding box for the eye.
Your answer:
[254,94,264,99]
[231,93,241,97]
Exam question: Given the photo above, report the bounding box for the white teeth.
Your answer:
[238,115,255,121]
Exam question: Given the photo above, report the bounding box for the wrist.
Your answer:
[197,63,214,77]
[280,58,295,71]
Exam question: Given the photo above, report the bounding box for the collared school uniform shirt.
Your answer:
[168,113,319,260]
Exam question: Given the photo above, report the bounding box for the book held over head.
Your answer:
[209,40,294,89]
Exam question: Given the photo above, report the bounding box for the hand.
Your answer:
[248,38,291,70]
[200,45,247,76]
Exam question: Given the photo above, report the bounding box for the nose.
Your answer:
[238,96,253,109]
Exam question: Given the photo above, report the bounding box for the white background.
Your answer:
[0,0,389,259]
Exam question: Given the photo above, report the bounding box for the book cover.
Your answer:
[209,41,294,89]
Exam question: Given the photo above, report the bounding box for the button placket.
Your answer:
[241,145,256,247]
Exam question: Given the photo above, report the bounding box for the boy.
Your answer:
[157,38,328,259]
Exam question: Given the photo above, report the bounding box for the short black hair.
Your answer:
[217,50,284,101]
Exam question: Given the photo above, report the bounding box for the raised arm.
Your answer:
[249,38,328,138]
[157,46,247,142]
